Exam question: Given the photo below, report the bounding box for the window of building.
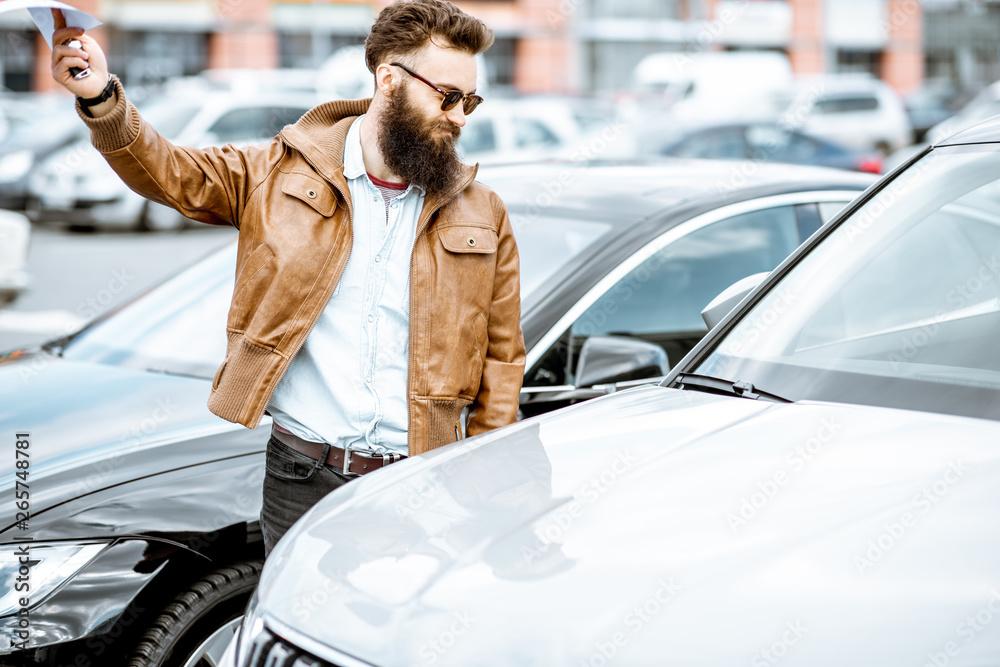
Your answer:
[835,49,882,79]
[1,28,37,91]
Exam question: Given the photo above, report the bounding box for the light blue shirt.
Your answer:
[266,115,424,456]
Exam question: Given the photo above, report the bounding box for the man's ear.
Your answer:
[374,63,397,97]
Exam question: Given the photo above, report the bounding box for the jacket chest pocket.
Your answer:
[434,225,499,300]
[281,172,336,217]
[438,225,498,255]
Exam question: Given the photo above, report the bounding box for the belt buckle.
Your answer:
[342,445,370,478]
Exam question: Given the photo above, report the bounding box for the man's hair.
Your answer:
[365,0,494,74]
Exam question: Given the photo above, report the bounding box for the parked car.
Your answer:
[905,85,962,143]
[653,122,883,173]
[456,98,583,164]
[926,77,1000,145]
[0,210,31,304]
[225,116,1000,667]
[630,50,792,120]
[26,92,318,231]
[756,74,912,155]
[0,160,870,666]
[0,98,86,211]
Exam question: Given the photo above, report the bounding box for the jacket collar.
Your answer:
[279,98,477,207]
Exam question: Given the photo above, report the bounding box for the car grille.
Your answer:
[245,628,334,667]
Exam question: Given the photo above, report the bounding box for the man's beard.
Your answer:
[377,85,465,197]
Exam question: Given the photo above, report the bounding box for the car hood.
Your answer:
[263,386,1000,666]
[0,351,254,524]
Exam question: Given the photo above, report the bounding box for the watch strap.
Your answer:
[77,75,117,118]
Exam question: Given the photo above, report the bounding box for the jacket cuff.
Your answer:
[75,76,140,153]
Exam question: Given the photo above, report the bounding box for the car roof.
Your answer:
[478,159,874,223]
[937,114,1000,146]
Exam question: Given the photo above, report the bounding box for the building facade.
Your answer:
[0,0,928,96]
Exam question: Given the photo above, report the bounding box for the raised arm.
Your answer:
[50,24,270,229]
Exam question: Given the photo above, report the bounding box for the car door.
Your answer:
[519,196,855,416]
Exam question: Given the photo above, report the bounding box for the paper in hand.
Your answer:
[0,0,102,49]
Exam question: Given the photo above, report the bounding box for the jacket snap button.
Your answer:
[467,237,476,247]
[307,189,317,199]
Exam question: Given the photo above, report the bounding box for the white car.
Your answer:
[758,75,913,155]
[223,116,1000,665]
[0,209,30,304]
[457,97,582,165]
[27,91,319,231]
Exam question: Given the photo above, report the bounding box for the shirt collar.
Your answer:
[342,114,367,181]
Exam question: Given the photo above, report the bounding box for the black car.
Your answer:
[0,159,871,666]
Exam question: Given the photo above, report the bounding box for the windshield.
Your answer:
[63,243,234,379]
[695,144,1000,421]
[508,212,614,310]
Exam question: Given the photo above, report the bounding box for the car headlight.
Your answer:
[0,150,33,184]
[233,590,266,666]
[0,542,107,615]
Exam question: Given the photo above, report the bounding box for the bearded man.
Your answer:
[51,0,525,557]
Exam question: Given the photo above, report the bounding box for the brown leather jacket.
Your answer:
[78,80,525,456]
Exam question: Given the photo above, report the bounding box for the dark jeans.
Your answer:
[260,435,352,557]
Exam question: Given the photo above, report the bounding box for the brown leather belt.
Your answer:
[270,425,405,477]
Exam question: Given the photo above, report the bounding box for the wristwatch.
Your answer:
[77,75,117,118]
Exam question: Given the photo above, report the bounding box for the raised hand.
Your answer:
[50,9,109,99]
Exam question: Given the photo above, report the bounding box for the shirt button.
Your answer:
[366,376,373,383]
[368,315,374,322]
[375,255,381,263]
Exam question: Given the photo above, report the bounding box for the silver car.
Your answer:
[27,92,318,232]
[225,118,1000,665]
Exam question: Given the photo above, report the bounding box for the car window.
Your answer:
[749,126,822,162]
[208,105,308,145]
[672,129,747,159]
[527,206,800,386]
[459,118,497,154]
[63,244,235,378]
[814,95,879,114]
[513,118,560,148]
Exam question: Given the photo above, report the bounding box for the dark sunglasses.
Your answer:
[390,62,483,115]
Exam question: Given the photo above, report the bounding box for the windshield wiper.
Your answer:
[673,373,793,403]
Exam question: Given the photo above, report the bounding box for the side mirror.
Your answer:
[575,335,670,388]
[701,272,768,330]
